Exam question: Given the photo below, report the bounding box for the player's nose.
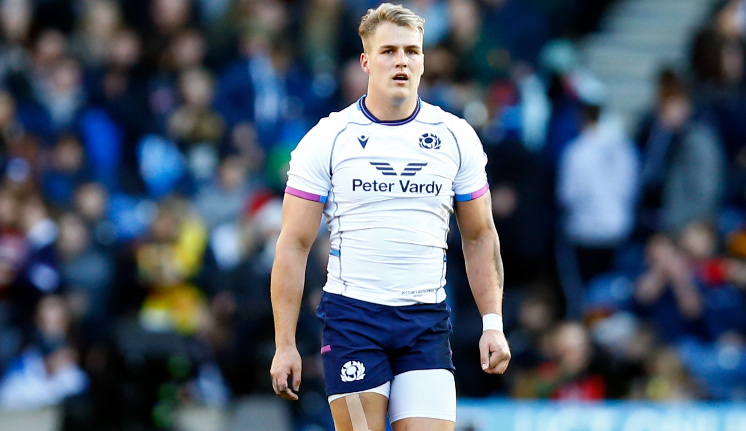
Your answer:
[394,48,407,67]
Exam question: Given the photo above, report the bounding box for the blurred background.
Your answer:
[0,0,744,430]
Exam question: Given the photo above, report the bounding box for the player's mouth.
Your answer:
[392,73,409,82]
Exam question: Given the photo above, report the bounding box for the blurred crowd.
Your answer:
[0,0,743,430]
[489,0,746,405]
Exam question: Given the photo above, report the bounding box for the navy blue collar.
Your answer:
[358,96,421,126]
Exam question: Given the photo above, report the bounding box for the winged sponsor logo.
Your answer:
[369,162,427,176]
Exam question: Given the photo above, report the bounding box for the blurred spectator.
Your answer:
[302,0,346,75]
[0,185,27,290]
[0,11,31,111]
[73,182,116,248]
[137,133,187,198]
[72,0,125,67]
[518,321,606,400]
[471,0,549,83]
[168,66,225,191]
[57,211,115,343]
[589,312,654,399]
[642,347,698,400]
[540,40,585,168]
[678,222,746,340]
[168,67,225,153]
[508,290,559,373]
[0,184,27,372]
[637,70,725,233]
[635,233,703,342]
[170,29,208,72]
[444,0,486,87]
[0,91,24,157]
[635,222,746,344]
[214,31,321,149]
[338,57,369,107]
[194,156,252,231]
[37,58,86,132]
[418,45,461,113]
[86,29,152,193]
[0,0,32,47]
[0,295,88,410]
[691,1,746,209]
[556,100,639,317]
[691,0,746,89]
[11,195,60,329]
[43,135,89,208]
[136,197,208,335]
[140,0,198,73]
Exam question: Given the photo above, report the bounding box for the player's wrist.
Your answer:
[482,313,503,333]
[275,338,297,349]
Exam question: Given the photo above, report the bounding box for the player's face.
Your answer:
[361,22,424,105]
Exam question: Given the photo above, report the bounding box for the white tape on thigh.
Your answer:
[389,369,456,423]
[345,394,370,431]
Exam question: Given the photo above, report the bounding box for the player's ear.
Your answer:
[360,52,370,74]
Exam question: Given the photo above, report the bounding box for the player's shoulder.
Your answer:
[304,101,369,138]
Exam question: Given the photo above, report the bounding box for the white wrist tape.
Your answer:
[482,313,504,333]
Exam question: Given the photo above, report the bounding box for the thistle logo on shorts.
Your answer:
[419,133,441,150]
[340,360,366,382]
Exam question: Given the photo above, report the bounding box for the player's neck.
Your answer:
[363,94,419,122]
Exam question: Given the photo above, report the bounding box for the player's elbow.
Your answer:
[276,231,316,258]
[461,229,499,253]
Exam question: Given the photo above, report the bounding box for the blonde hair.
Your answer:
[358,3,425,52]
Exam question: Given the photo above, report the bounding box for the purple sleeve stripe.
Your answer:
[321,345,332,354]
[455,184,489,202]
[285,186,327,203]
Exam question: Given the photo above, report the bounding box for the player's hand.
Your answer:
[270,345,302,400]
[479,330,510,374]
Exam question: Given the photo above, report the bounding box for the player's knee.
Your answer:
[391,417,455,431]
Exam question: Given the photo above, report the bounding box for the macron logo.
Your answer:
[358,135,369,148]
[369,162,428,177]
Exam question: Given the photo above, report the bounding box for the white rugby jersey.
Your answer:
[285,97,488,306]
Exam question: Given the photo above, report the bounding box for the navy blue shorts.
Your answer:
[316,292,455,397]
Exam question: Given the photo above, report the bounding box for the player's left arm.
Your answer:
[455,191,511,374]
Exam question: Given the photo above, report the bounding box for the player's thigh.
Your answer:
[388,369,456,426]
[329,392,389,431]
[391,417,454,431]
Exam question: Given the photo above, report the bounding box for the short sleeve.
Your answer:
[452,119,489,201]
[285,120,333,203]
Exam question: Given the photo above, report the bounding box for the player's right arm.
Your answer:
[270,194,324,400]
